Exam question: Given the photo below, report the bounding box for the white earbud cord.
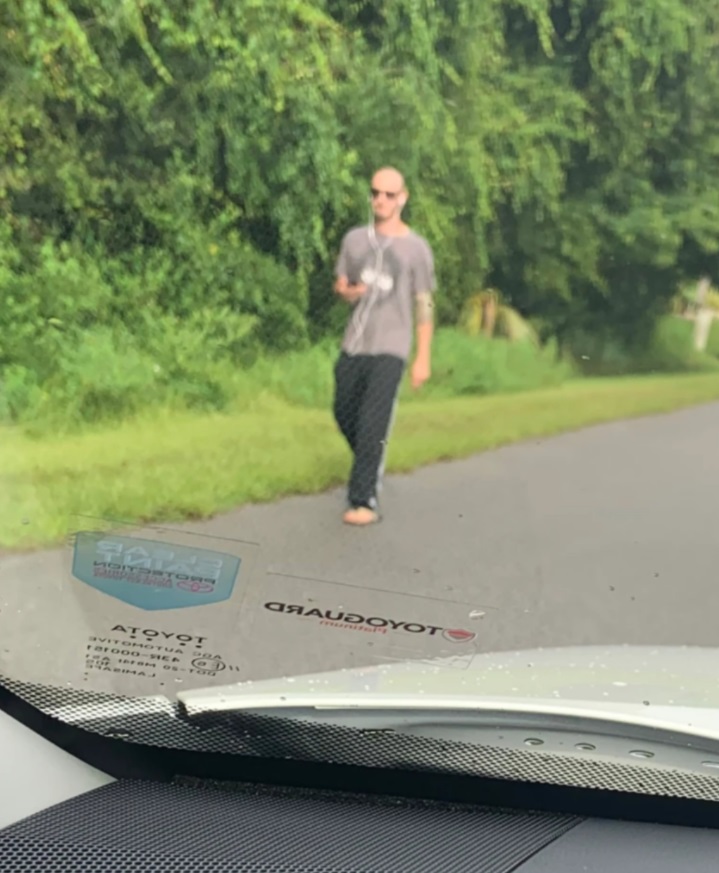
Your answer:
[347,219,393,354]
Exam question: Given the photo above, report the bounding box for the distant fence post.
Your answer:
[693,276,713,352]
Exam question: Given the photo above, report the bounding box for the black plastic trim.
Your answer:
[1,679,718,830]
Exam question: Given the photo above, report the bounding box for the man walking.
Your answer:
[333,167,436,526]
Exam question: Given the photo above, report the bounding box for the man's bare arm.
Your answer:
[414,291,434,362]
[415,291,434,325]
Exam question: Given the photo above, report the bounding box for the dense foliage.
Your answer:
[1,0,718,426]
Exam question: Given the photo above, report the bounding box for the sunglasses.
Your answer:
[370,188,402,200]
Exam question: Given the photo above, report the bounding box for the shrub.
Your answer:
[401,328,574,401]
[569,316,719,376]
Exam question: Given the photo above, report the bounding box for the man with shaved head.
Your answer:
[332,167,436,525]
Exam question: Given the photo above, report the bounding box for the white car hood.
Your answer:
[180,644,719,741]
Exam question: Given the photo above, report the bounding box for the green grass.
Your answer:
[3,371,719,552]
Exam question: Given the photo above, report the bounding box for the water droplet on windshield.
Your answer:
[575,743,596,751]
[525,737,543,746]
[629,750,654,759]
[701,761,719,770]
[468,610,485,620]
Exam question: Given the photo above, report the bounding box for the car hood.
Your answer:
[179,644,719,740]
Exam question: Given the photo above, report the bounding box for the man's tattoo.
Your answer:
[415,291,434,324]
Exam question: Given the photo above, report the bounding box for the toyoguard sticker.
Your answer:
[72,531,241,610]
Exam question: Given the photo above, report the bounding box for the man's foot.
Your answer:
[343,505,380,526]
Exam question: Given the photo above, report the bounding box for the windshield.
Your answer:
[2,0,719,801]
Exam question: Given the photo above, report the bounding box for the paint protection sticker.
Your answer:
[0,516,259,699]
[233,571,495,682]
[72,531,241,610]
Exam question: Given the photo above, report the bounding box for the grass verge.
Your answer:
[3,372,719,552]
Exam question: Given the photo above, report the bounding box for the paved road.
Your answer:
[1,401,718,698]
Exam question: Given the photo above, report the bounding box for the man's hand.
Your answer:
[335,276,368,304]
[411,356,431,390]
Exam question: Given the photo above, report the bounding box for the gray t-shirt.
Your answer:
[335,226,436,361]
